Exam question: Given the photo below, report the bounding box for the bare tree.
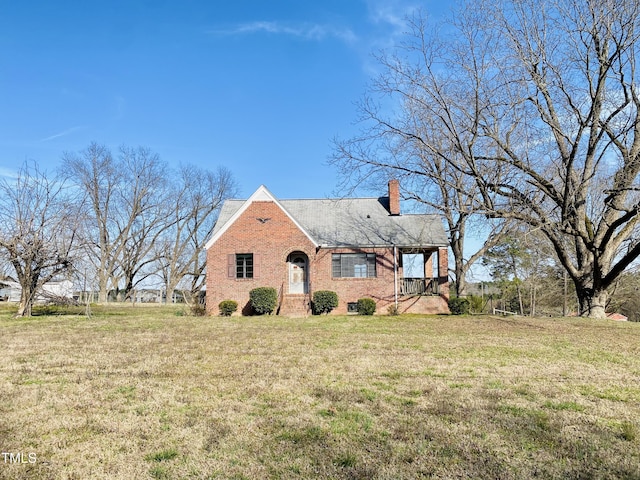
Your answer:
[456,0,640,317]
[331,13,508,296]
[63,143,171,302]
[114,145,172,301]
[0,162,80,316]
[62,143,119,302]
[156,164,237,303]
[338,0,640,317]
[64,143,238,304]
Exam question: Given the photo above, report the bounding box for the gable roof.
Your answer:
[206,186,448,249]
[205,185,318,249]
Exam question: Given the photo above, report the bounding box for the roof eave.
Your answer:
[316,243,446,249]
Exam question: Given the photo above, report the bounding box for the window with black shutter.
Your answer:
[331,253,376,278]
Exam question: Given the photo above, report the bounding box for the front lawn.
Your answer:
[0,307,638,479]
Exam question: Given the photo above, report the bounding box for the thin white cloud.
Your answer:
[39,126,85,143]
[0,167,19,179]
[368,2,411,30]
[358,0,424,75]
[365,0,424,39]
[213,21,357,44]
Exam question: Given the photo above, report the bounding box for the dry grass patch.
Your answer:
[0,306,639,479]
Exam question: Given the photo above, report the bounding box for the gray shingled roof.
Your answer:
[212,195,447,248]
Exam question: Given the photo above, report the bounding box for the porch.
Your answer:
[399,277,439,296]
[397,248,444,297]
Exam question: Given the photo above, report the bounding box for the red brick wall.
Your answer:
[437,246,450,301]
[206,201,316,314]
[206,200,450,315]
[312,247,396,314]
[388,179,400,215]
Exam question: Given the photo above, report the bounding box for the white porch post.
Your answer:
[393,245,398,308]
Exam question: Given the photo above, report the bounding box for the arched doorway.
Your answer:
[287,252,308,294]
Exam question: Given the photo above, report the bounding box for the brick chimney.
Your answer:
[388,179,400,215]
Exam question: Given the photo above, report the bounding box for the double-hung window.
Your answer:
[332,253,376,278]
[235,253,253,279]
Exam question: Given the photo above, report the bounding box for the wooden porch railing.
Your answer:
[400,277,439,296]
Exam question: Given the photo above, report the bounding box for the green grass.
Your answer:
[145,448,179,462]
[0,304,639,479]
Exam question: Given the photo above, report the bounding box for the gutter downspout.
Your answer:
[393,245,398,309]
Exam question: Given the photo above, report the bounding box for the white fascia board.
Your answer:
[205,185,319,249]
[317,244,444,250]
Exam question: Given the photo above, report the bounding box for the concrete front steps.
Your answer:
[279,294,311,316]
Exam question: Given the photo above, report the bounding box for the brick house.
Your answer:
[205,180,450,316]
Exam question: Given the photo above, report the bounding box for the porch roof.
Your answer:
[212,194,447,249]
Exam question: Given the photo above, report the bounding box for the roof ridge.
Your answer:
[226,196,385,202]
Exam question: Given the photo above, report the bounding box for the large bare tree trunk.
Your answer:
[17,284,34,317]
[576,286,609,319]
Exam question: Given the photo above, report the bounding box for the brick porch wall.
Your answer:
[312,245,449,314]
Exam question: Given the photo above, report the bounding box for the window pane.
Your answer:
[367,254,376,277]
[332,253,376,278]
[332,254,341,277]
[236,254,253,278]
[245,257,253,278]
[342,255,355,277]
[354,264,367,277]
[236,259,243,277]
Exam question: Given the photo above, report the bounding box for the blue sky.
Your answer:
[0,0,450,199]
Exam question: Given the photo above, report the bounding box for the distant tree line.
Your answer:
[463,225,639,321]
[0,142,237,316]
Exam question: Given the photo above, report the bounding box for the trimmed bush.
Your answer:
[249,287,277,315]
[219,300,238,316]
[357,297,376,315]
[448,297,470,315]
[312,290,339,315]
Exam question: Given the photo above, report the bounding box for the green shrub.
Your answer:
[357,298,376,315]
[448,297,470,315]
[312,290,339,315]
[467,295,484,314]
[249,287,277,315]
[218,300,238,316]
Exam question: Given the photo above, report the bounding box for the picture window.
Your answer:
[332,253,376,278]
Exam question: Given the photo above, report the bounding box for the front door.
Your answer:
[289,254,308,294]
